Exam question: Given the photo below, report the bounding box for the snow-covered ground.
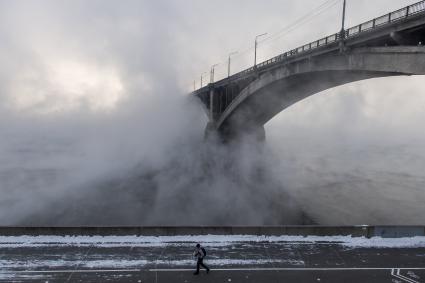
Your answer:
[1,235,425,248]
[1,234,425,281]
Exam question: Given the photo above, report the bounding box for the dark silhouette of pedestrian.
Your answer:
[193,243,210,275]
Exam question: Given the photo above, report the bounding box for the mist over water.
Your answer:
[266,78,425,225]
[2,81,425,226]
[0,101,307,226]
[1,0,425,226]
[0,0,308,226]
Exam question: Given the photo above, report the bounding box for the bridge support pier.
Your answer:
[205,123,266,144]
[209,88,215,121]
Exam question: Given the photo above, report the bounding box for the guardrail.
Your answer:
[196,0,425,91]
[248,1,425,73]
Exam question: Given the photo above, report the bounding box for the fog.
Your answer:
[267,76,425,225]
[0,0,424,226]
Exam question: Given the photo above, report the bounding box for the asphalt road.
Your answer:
[1,236,425,282]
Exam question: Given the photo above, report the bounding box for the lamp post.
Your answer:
[341,0,347,36]
[339,0,347,52]
[228,51,238,78]
[254,33,268,67]
[200,72,207,88]
[210,64,219,83]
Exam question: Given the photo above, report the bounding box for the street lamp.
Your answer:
[340,0,347,41]
[210,64,219,83]
[228,51,238,78]
[254,33,268,67]
[341,0,347,32]
[200,72,207,88]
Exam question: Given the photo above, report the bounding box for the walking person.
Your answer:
[193,243,210,275]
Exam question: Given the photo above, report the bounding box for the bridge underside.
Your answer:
[213,47,425,142]
[218,70,394,140]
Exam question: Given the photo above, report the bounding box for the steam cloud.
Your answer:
[0,0,424,226]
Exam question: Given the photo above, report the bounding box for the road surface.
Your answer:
[0,235,424,282]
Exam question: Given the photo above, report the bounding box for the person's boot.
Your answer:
[193,271,199,275]
[206,268,210,274]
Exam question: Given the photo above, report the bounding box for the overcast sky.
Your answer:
[0,0,421,114]
[0,0,424,225]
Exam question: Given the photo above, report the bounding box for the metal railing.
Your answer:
[196,0,425,92]
[250,0,425,74]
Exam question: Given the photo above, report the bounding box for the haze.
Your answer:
[0,0,424,225]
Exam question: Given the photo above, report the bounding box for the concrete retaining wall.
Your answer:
[0,226,424,238]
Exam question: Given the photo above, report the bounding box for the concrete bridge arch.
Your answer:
[213,46,425,141]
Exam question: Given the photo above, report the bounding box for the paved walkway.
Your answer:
[1,235,424,282]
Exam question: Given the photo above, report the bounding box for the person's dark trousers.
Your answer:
[195,258,210,274]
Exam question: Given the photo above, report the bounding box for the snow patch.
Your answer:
[0,258,304,271]
[0,235,425,248]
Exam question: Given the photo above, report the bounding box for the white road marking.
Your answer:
[396,269,421,283]
[391,269,421,283]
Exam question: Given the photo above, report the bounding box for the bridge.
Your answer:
[192,1,425,142]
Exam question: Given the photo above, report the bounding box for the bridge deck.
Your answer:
[194,0,425,93]
[193,0,425,126]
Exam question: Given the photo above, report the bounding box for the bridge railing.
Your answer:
[261,1,425,69]
[204,0,425,90]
